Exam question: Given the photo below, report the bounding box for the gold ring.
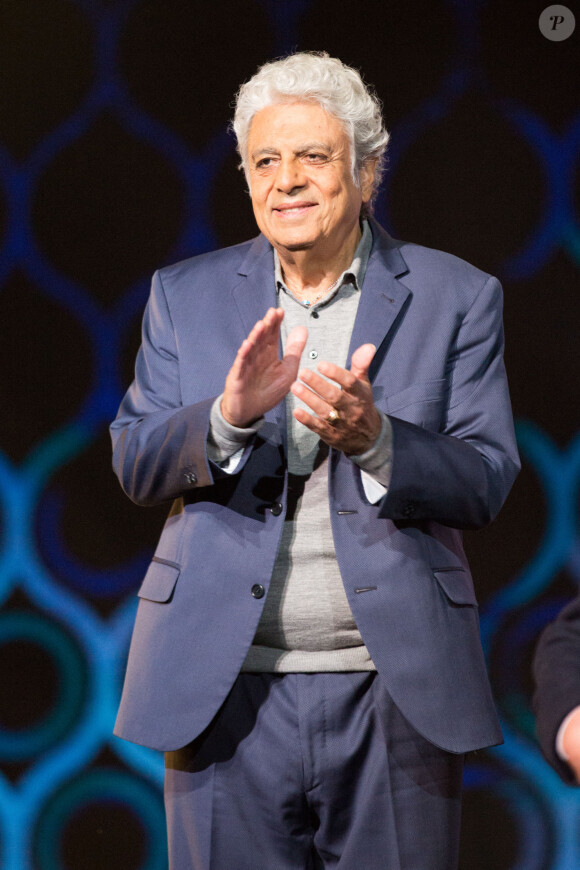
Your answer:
[326,408,341,425]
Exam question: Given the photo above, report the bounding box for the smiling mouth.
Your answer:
[273,203,316,216]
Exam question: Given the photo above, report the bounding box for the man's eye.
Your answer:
[256,158,274,169]
[305,153,326,162]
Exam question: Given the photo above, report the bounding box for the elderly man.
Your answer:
[111,52,519,869]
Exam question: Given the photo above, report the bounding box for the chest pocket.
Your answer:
[384,378,447,429]
[433,567,478,607]
[137,558,180,603]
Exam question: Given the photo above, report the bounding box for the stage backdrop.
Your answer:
[1,1,579,867]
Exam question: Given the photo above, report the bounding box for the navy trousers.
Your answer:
[164,672,464,869]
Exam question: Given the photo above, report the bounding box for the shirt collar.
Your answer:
[274,219,373,298]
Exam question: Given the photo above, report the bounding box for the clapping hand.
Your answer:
[221,308,308,427]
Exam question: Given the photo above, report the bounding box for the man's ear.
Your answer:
[360,159,378,203]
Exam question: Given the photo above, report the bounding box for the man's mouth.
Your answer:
[273,202,317,216]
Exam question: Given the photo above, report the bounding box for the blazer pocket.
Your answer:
[384,378,447,427]
[137,558,180,603]
[433,568,478,606]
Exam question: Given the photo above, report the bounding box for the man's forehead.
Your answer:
[249,102,346,137]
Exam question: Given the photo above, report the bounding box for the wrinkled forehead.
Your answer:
[246,99,353,158]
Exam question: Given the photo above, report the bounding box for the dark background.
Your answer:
[1,0,579,867]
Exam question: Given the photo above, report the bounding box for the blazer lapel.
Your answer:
[229,223,411,439]
[232,234,277,335]
[346,220,411,378]
[231,234,287,439]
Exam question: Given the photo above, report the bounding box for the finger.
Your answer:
[304,362,359,397]
[293,405,334,435]
[253,308,283,348]
[292,407,348,452]
[243,315,267,349]
[314,345,376,389]
[235,334,263,372]
[291,379,336,418]
[296,368,344,405]
[262,306,284,334]
[238,309,282,363]
[350,343,376,381]
[284,325,308,370]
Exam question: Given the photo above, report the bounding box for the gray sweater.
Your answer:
[208,222,392,672]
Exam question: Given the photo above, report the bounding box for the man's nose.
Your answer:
[275,158,306,193]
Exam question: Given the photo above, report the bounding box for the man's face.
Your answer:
[247,101,374,259]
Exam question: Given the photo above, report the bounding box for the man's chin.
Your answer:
[275,236,316,253]
[283,241,315,252]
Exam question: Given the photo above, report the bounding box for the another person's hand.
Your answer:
[221,308,308,427]
[291,343,382,455]
[561,708,580,783]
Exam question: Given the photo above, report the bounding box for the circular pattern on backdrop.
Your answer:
[461,759,555,870]
[387,94,545,276]
[32,113,185,302]
[0,0,92,158]
[34,431,168,609]
[490,596,570,742]
[0,274,93,462]
[119,0,275,150]
[32,769,166,870]
[0,611,88,760]
[480,0,580,127]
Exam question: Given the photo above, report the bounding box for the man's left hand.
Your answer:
[291,343,382,455]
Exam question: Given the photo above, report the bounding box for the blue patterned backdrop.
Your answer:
[1,0,579,867]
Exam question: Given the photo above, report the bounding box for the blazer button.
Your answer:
[270,502,283,516]
[403,501,416,518]
[184,471,197,485]
[251,584,265,599]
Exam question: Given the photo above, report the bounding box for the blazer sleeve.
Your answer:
[379,276,520,529]
[533,594,580,784]
[110,269,251,506]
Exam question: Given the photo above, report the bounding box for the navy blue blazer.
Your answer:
[111,220,520,753]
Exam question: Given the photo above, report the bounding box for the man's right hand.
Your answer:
[221,308,307,428]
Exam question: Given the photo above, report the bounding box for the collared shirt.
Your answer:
[207,221,393,672]
[274,217,373,309]
[209,221,391,498]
